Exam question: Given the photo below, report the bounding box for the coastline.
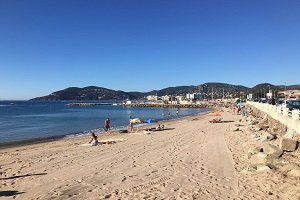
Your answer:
[1,107,299,199]
[0,108,212,150]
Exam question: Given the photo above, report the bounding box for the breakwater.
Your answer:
[66,102,210,108]
[128,103,209,108]
[66,103,112,106]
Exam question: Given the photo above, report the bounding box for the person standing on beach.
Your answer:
[176,109,179,117]
[168,111,171,119]
[129,118,134,132]
[104,118,110,134]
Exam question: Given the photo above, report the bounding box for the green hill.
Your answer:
[31,82,300,101]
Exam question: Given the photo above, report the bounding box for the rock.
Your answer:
[280,138,297,152]
[260,132,275,142]
[288,169,300,177]
[251,132,262,140]
[249,152,268,164]
[258,124,270,131]
[248,147,263,155]
[249,120,259,125]
[246,164,257,172]
[257,152,268,158]
[247,147,263,158]
[267,127,278,133]
[247,125,261,132]
[284,129,296,139]
[256,164,271,171]
[262,144,283,159]
[252,126,262,132]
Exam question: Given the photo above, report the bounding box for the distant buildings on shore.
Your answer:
[247,90,300,101]
[142,92,228,106]
[126,89,300,106]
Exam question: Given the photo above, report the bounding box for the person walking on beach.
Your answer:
[104,118,110,134]
[176,109,179,117]
[168,111,171,119]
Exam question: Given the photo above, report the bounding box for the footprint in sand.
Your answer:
[121,176,127,182]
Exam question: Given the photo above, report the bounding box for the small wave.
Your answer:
[64,128,104,139]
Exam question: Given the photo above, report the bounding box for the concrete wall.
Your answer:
[247,101,300,134]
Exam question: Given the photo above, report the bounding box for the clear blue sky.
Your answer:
[0,0,299,100]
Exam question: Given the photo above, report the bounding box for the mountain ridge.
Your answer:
[31,82,300,101]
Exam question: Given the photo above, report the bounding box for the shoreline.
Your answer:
[1,106,299,199]
[0,109,213,150]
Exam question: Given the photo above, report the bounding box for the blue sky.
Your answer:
[0,0,299,100]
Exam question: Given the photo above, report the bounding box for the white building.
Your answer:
[162,95,171,102]
[146,95,158,101]
[186,93,204,100]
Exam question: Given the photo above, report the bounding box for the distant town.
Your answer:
[31,82,300,106]
[126,89,300,106]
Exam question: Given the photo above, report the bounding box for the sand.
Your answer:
[1,108,299,199]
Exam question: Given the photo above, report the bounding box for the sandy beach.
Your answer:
[1,108,300,200]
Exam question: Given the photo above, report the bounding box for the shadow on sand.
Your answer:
[0,190,25,197]
[151,128,176,132]
[0,173,47,180]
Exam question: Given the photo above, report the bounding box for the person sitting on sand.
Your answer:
[156,124,161,130]
[89,133,99,146]
[156,124,164,131]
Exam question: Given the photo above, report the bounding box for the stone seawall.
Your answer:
[247,101,300,135]
[247,105,287,135]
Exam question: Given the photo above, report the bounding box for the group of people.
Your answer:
[103,115,135,134]
[232,103,246,116]
[88,117,110,146]
[89,112,171,145]
[88,116,131,145]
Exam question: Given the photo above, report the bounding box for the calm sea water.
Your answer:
[0,101,210,144]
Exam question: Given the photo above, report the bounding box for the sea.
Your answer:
[0,101,211,144]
